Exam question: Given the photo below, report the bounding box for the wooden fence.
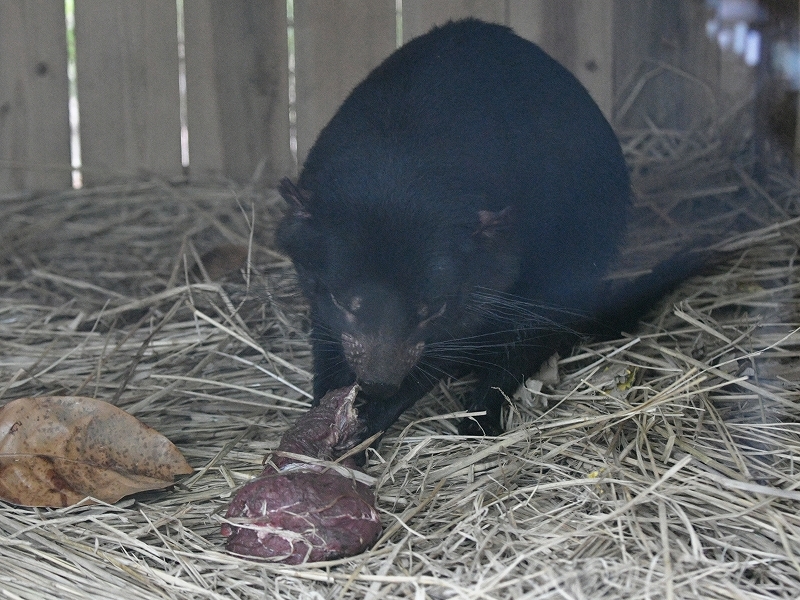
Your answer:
[0,0,751,194]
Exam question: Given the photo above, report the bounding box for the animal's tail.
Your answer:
[593,244,714,338]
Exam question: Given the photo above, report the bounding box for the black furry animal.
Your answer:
[277,19,688,440]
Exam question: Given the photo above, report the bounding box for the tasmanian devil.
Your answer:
[277,19,693,440]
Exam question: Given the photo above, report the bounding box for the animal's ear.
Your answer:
[473,206,514,239]
[279,177,312,219]
[276,179,321,263]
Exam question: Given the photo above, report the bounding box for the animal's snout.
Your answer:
[341,333,424,398]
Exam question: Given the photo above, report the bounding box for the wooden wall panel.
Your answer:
[0,0,760,192]
[402,0,614,119]
[0,0,71,193]
[74,0,182,185]
[614,0,721,129]
[795,0,800,170]
[184,0,291,185]
[511,0,615,120]
[183,0,223,183]
[293,0,396,166]
[402,0,507,41]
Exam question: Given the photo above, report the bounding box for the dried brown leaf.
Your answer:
[0,396,193,507]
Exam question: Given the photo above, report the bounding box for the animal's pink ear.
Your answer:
[279,177,312,219]
[474,206,514,239]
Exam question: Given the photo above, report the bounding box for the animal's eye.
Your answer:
[417,302,446,326]
[330,293,360,322]
[330,293,348,313]
[348,296,362,313]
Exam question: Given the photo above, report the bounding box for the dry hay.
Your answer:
[2,140,800,600]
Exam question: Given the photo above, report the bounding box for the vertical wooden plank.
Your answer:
[184,0,291,184]
[183,0,223,181]
[613,0,721,130]
[718,36,755,146]
[0,0,71,192]
[74,0,182,185]
[613,0,657,126]
[796,0,800,172]
[402,0,507,42]
[510,0,614,120]
[507,1,545,42]
[294,0,396,165]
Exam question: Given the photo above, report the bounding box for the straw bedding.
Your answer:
[2,135,800,599]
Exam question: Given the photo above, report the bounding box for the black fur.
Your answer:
[277,19,684,440]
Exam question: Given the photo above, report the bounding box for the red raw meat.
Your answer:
[222,385,382,563]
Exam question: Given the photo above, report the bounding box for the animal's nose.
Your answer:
[359,380,400,399]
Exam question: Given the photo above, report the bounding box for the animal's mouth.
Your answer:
[357,380,400,399]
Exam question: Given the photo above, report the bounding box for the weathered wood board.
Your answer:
[74,0,183,185]
[0,0,762,193]
[185,0,291,184]
[0,0,71,192]
[293,0,396,166]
